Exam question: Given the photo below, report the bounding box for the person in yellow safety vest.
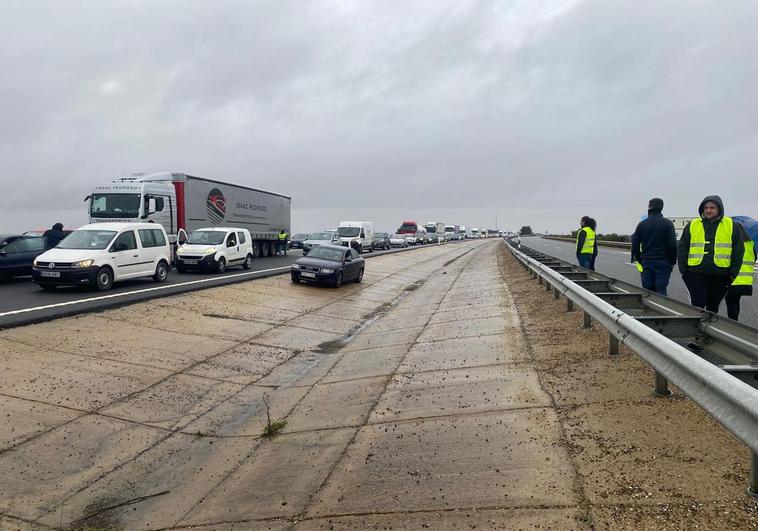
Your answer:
[677,195,744,314]
[724,223,755,321]
[575,216,597,270]
[277,229,289,256]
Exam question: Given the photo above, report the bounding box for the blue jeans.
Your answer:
[640,259,673,296]
[577,254,593,269]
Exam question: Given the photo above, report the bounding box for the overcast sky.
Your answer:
[1,0,756,234]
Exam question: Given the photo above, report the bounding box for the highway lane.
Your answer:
[521,236,758,329]
[0,242,463,329]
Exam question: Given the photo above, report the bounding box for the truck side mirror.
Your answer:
[84,195,91,202]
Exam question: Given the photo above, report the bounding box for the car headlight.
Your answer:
[33,258,39,267]
[292,264,300,269]
[320,268,334,274]
[204,248,217,254]
[71,259,94,268]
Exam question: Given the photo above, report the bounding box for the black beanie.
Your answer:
[648,198,664,211]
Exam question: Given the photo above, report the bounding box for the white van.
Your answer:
[337,221,374,253]
[32,223,171,291]
[175,227,254,273]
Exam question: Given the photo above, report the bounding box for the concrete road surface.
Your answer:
[522,236,758,329]
[0,239,754,529]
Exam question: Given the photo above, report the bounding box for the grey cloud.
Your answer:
[0,0,756,234]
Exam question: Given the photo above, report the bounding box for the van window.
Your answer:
[237,231,246,244]
[111,231,137,252]
[138,229,156,248]
[226,233,237,247]
[138,229,166,248]
[152,229,166,246]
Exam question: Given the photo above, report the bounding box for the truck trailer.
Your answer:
[87,172,291,257]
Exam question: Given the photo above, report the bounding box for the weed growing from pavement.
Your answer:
[261,393,287,439]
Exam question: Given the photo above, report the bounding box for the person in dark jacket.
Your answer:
[678,195,744,314]
[631,198,677,295]
[43,222,66,249]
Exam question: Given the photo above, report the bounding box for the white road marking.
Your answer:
[0,266,291,317]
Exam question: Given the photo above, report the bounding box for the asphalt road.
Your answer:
[0,242,461,329]
[521,236,758,329]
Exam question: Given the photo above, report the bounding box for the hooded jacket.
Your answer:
[677,195,744,279]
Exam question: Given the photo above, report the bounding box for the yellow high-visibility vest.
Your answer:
[732,240,755,287]
[687,217,733,268]
[278,232,288,241]
[577,227,595,255]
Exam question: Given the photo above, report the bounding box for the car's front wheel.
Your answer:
[95,266,114,291]
[291,274,300,283]
[215,257,226,273]
[355,268,364,283]
[333,272,343,288]
[243,254,253,270]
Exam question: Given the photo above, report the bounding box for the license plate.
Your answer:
[41,271,60,278]
[183,259,198,265]
[301,272,316,278]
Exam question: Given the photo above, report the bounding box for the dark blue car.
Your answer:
[291,244,365,288]
[0,234,48,280]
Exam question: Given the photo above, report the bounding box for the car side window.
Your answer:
[350,249,360,259]
[237,231,246,244]
[1,240,19,254]
[138,229,156,248]
[111,231,137,252]
[226,233,237,247]
[152,229,166,247]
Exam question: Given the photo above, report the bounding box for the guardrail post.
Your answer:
[749,451,758,498]
[545,282,551,292]
[653,371,672,397]
[538,276,543,285]
[583,311,591,328]
[553,289,560,300]
[609,334,619,356]
[567,298,574,312]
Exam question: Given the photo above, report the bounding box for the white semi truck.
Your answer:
[86,172,291,257]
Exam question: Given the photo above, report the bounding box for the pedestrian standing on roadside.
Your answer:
[678,195,744,314]
[724,222,755,321]
[631,198,677,295]
[576,216,597,270]
[587,218,599,271]
[43,222,65,249]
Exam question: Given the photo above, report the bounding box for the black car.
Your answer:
[373,232,391,250]
[291,244,365,288]
[0,234,49,280]
[288,233,311,249]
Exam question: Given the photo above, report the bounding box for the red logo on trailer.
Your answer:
[207,188,226,224]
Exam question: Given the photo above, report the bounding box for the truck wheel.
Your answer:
[95,267,114,291]
[216,257,226,273]
[269,241,277,256]
[243,254,253,269]
[153,260,169,282]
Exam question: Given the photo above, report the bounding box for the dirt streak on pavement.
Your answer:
[0,240,755,530]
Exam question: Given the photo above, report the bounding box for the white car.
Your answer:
[389,234,409,248]
[303,232,342,254]
[32,223,171,291]
[176,227,254,273]
[405,234,418,245]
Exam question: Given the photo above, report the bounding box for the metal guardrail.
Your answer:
[506,240,758,497]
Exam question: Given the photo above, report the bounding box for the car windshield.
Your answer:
[57,230,117,250]
[188,231,226,245]
[425,225,437,233]
[306,247,345,261]
[337,227,361,237]
[90,194,141,218]
[310,233,333,240]
[398,224,417,232]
